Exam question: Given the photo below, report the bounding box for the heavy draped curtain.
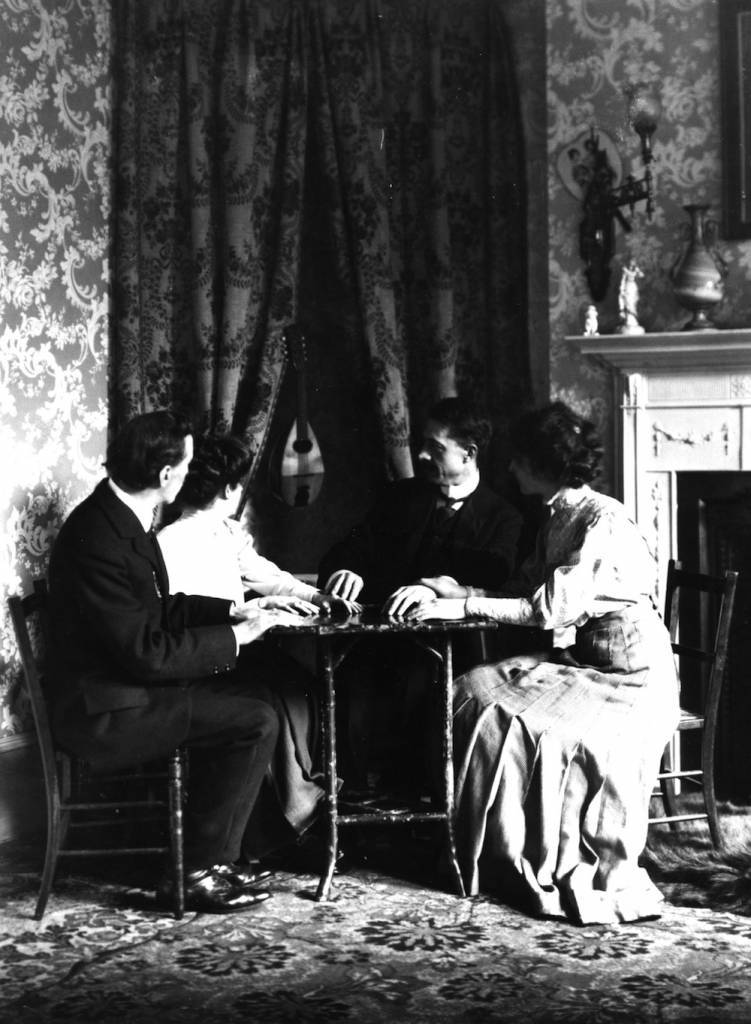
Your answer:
[112,0,528,486]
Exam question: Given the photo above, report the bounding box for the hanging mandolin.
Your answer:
[271,323,325,508]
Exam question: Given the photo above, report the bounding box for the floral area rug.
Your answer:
[2,813,751,1024]
[642,800,751,918]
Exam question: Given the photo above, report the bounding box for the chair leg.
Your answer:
[168,749,185,920]
[35,801,63,920]
[702,727,724,850]
[658,747,681,832]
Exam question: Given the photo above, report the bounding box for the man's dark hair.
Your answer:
[105,411,192,492]
[427,396,492,454]
[509,401,603,487]
[176,432,253,510]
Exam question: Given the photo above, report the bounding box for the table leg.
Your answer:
[315,636,339,901]
[440,634,466,898]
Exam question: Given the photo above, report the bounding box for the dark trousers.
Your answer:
[334,638,437,794]
[181,678,279,868]
[53,674,279,872]
[335,632,498,795]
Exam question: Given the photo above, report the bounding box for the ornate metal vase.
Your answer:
[671,204,728,330]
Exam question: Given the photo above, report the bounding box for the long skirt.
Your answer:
[452,607,680,925]
[237,642,326,857]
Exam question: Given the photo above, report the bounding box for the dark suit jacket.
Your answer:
[48,480,238,719]
[317,476,522,605]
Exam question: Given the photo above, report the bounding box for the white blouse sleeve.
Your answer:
[464,595,538,625]
[530,513,612,629]
[236,529,319,600]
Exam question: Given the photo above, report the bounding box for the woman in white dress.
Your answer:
[158,432,354,859]
[157,437,326,611]
[411,402,679,924]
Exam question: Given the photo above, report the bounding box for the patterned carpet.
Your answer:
[2,811,751,1024]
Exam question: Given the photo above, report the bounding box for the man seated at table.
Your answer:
[47,410,306,913]
[317,395,524,796]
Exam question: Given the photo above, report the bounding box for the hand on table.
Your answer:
[382,583,437,619]
[231,606,307,645]
[324,569,364,604]
[416,575,468,599]
[313,592,362,619]
[256,594,320,616]
[405,598,468,622]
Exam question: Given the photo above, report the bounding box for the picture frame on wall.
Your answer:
[719,0,751,239]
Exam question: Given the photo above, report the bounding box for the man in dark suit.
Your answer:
[317,396,523,793]
[48,411,301,913]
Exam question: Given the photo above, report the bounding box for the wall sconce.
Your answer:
[579,86,661,301]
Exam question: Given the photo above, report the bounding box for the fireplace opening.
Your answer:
[676,471,751,802]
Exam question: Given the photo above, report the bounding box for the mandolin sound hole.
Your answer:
[293,439,314,454]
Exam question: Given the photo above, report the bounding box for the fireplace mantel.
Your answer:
[569,328,751,574]
[575,328,751,372]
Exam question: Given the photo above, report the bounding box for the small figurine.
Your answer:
[616,257,645,335]
[583,304,599,336]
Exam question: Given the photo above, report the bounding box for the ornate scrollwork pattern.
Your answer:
[651,421,726,458]
[0,2,110,736]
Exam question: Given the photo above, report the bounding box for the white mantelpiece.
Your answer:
[570,328,751,575]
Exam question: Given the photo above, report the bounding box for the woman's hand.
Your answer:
[231,597,262,618]
[257,595,320,616]
[312,591,362,617]
[417,575,470,599]
[406,598,467,621]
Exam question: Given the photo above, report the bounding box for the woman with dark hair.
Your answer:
[158,432,329,610]
[411,402,679,925]
[158,432,356,862]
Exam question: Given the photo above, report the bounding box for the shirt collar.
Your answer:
[108,479,156,533]
[441,467,480,502]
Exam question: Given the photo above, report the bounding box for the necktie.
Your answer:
[148,527,168,601]
[434,491,462,526]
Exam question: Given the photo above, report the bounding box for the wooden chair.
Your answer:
[649,559,738,849]
[8,579,187,919]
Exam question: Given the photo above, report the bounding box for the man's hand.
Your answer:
[231,607,304,646]
[324,569,364,603]
[416,575,468,599]
[406,598,467,622]
[382,583,437,619]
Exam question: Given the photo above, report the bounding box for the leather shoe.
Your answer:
[213,862,274,890]
[157,866,271,914]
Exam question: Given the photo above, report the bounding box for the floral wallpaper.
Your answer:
[0,0,111,738]
[547,0,751,489]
